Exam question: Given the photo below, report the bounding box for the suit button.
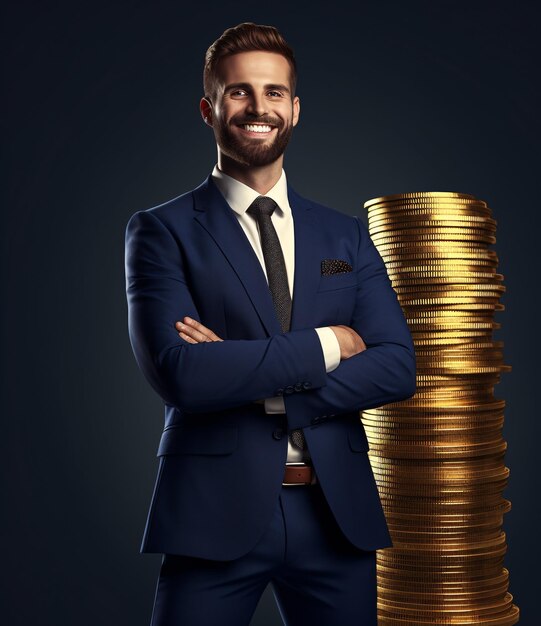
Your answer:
[273,428,284,440]
[294,383,303,392]
[276,388,284,396]
[311,416,321,425]
[302,382,312,390]
[285,385,294,395]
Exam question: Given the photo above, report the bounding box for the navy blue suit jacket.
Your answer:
[124,174,416,560]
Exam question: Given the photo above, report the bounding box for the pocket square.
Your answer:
[321,259,353,275]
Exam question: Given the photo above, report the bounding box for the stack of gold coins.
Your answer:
[361,192,519,625]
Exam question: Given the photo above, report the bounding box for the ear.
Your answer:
[200,97,213,126]
[292,95,300,127]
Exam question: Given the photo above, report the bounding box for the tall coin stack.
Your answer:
[361,192,519,625]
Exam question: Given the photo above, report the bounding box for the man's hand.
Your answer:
[329,325,367,360]
[175,317,223,343]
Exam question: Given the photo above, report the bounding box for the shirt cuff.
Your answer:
[315,326,341,373]
[264,396,286,413]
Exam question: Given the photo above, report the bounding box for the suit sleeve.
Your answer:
[125,209,328,413]
[283,216,416,430]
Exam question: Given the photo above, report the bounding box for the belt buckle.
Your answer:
[283,461,313,486]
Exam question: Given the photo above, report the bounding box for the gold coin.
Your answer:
[377,587,510,603]
[390,276,503,286]
[402,296,502,304]
[381,255,498,263]
[367,441,507,458]
[415,366,511,374]
[377,466,508,476]
[377,595,515,619]
[368,213,497,227]
[370,222,497,235]
[378,246,498,255]
[384,261,499,270]
[370,222,497,236]
[363,415,505,426]
[377,243,497,252]
[364,397,505,410]
[375,562,508,581]
[380,497,511,514]
[364,192,480,208]
[413,335,496,345]
[366,205,493,218]
[365,194,485,204]
[366,197,486,208]
[394,282,505,292]
[366,422,505,435]
[398,292,505,301]
[415,371,502,379]
[376,593,512,600]
[368,453,506,467]
[372,232,497,245]
[389,266,501,273]
[408,318,499,325]
[406,309,498,318]
[381,255,499,266]
[376,481,508,494]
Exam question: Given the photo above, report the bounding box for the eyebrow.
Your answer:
[224,82,291,95]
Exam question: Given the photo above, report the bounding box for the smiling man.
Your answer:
[206,50,297,171]
[125,22,416,626]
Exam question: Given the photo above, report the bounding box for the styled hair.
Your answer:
[203,22,297,101]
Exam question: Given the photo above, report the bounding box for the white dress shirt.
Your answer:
[211,165,341,462]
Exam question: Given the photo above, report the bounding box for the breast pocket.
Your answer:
[156,425,238,456]
[317,271,357,292]
[315,272,358,325]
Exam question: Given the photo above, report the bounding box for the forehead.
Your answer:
[215,51,292,88]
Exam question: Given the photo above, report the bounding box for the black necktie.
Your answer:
[247,196,306,451]
[246,196,291,332]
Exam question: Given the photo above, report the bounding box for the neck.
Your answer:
[217,152,284,195]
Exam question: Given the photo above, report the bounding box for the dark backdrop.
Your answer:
[3,1,540,624]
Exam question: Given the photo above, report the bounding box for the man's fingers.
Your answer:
[176,323,211,343]
[174,317,223,342]
[178,331,198,344]
[184,316,222,340]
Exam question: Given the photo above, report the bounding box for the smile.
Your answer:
[238,123,276,135]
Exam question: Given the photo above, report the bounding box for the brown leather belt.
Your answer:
[282,463,316,486]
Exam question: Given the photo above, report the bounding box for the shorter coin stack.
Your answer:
[361,192,519,625]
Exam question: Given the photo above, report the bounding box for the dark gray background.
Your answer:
[3,1,540,624]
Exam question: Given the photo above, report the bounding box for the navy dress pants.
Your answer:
[149,482,377,626]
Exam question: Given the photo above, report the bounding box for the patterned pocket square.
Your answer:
[321,259,353,275]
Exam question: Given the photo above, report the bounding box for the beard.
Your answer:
[213,114,294,167]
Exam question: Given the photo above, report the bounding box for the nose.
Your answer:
[246,93,267,117]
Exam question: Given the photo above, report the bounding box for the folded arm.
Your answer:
[175,316,366,359]
[125,210,329,413]
[283,217,416,429]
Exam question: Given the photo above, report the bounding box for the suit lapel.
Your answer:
[288,186,322,330]
[193,175,281,336]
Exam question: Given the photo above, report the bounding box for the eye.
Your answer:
[268,90,283,97]
[230,89,248,97]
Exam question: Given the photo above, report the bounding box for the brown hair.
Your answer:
[203,22,297,102]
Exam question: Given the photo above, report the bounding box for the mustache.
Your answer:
[233,116,282,127]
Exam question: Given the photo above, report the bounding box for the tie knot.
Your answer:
[247,196,278,219]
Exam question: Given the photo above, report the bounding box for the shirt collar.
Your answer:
[211,164,291,217]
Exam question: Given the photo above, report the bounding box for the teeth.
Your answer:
[242,124,272,133]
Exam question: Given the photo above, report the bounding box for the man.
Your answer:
[125,22,416,626]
